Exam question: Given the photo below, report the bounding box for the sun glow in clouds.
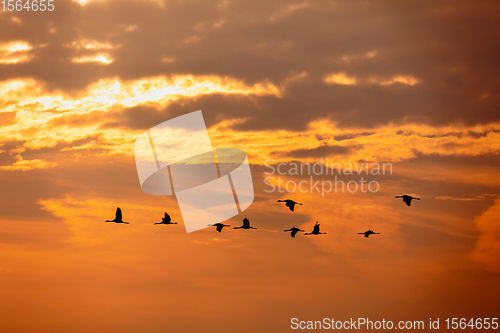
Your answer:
[72,54,113,64]
[0,75,281,154]
[0,41,33,64]
[324,73,421,86]
[0,156,57,171]
[340,50,377,63]
[0,73,497,172]
[0,75,280,114]
[66,39,118,50]
[323,72,357,86]
[73,0,164,6]
[376,75,421,86]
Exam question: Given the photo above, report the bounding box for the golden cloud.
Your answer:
[72,54,113,64]
[339,50,377,64]
[435,194,498,201]
[65,39,118,50]
[0,75,281,163]
[470,198,500,272]
[323,72,357,86]
[0,75,280,114]
[324,72,420,86]
[210,119,500,165]
[374,75,421,86]
[1,73,499,174]
[0,41,33,64]
[73,0,165,7]
[0,156,57,171]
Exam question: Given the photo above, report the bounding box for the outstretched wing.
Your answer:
[403,197,412,206]
[243,218,250,228]
[164,212,171,223]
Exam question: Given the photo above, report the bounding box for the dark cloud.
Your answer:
[281,144,361,158]
[412,151,500,167]
[440,142,466,150]
[0,0,498,129]
[333,132,375,141]
[0,140,25,166]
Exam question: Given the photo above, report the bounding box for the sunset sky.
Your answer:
[1,0,499,332]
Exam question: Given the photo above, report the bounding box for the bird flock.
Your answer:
[105,195,420,238]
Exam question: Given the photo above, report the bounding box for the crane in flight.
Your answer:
[154,212,177,225]
[105,207,129,224]
[394,195,420,206]
[209,223,230,232]
[358,230,380,238]
[304,222,326,235]
[277,199,303,212]
[234,217,257,229]
[284,227,304,238]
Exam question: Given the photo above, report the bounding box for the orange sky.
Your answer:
[1,1,499,332]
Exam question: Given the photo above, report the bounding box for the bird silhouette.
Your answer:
[358,230,380,238]
[209,223,230,232]
[105,207,129,224]
[395,195,420,206]
[304,222,326,235]
[154,212,177,225]
[277,199,303,211]
[284,227,304,238]
[234,217,256,229]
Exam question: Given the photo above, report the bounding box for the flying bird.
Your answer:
[234,217,257,229]
[105,207,129,224]
[395,195,420,206]
[209,223,230,232]
[358,230,380,238]
[154,212,177,225]
[277,199,303,211]
[284,227,304,238]
[304,222,326,235]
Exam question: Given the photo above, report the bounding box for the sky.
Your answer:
[0,0,500,332]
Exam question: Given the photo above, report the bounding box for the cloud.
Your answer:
[435,194,498,201]
[374,75,420,86]
[0,156,57,171]
[337,50,377,64]
[323,72,357,86]
[0,0,498,128]
[2,85,500,172]
[278,144,360,158]
[210,120,500,165]
[471,198,500,272]
[0,75,280,114]
[0,41,33,64]
[269,2,309,22]
[324,72,420,86]
[65,39,119,50]
[72,54,113,64]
